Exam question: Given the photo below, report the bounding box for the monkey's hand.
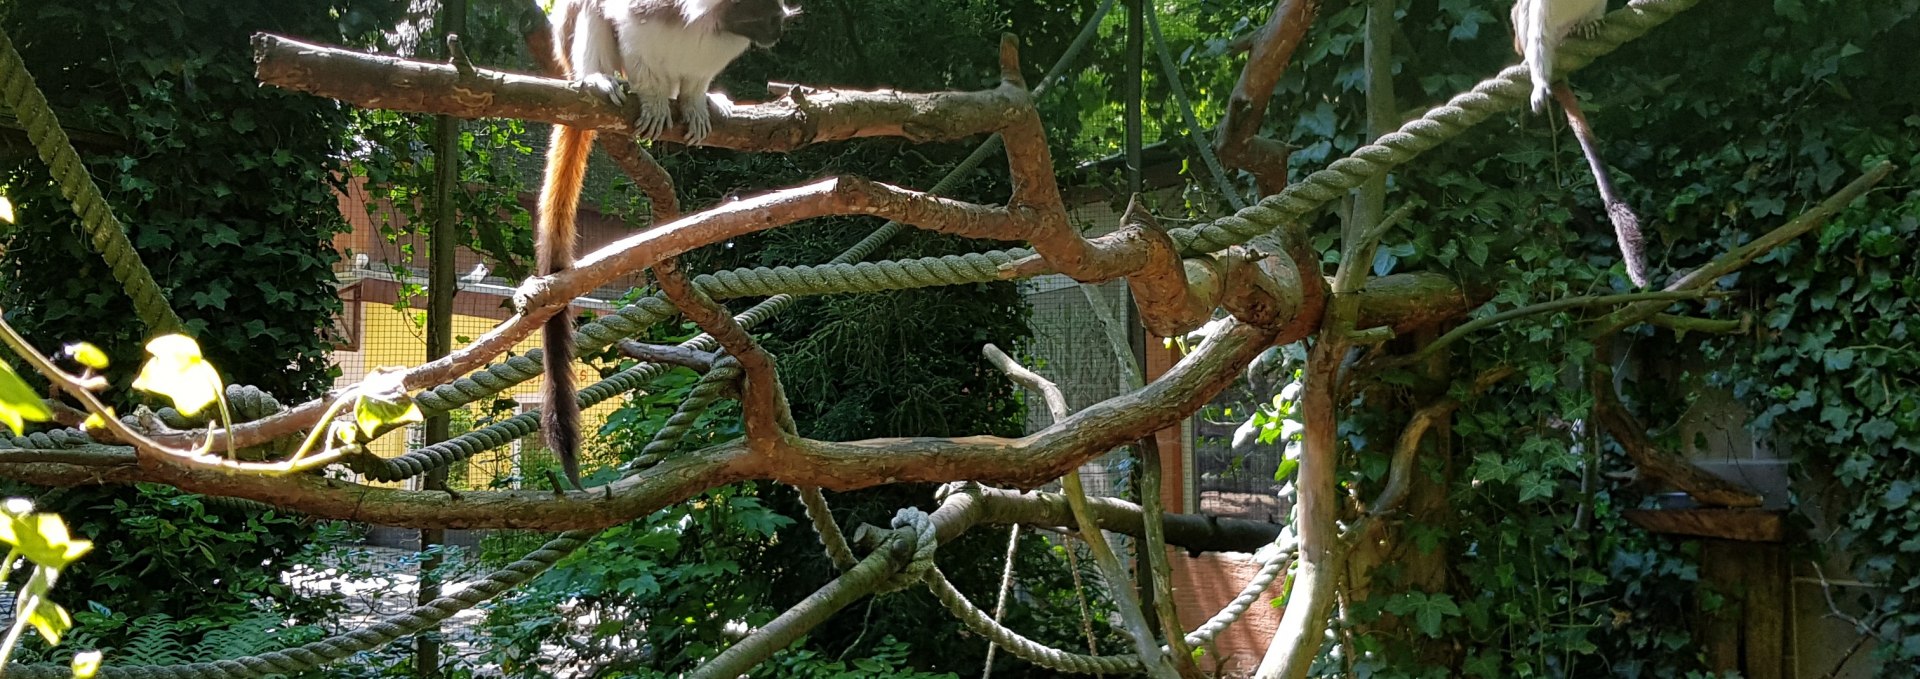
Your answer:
[679,93,731,146]
[511,276,548,314]
[580,73,626,107]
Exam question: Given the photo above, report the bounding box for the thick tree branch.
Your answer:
[4,318,1277,529]
[615,341,718,373]
[1589,363,1763,508]
[1214,0,1317,196]
[252,33,1032,151]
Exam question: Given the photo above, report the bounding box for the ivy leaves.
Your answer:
[0,499,93,664]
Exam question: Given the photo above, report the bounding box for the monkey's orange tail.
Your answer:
[538,123,594,488]
[1553,83,1651,288]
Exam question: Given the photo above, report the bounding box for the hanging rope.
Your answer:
[979,524,1023,679]
[0,29,185,335]
[1143,0,1246,211]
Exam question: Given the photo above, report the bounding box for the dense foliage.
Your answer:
[1,0,1912,676]
[0,0,402,655]
[1142,0,1918,675]
[0,0,381,399]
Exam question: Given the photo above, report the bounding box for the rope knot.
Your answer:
[875,507,937,594]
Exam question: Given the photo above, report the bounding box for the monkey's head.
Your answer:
[721,0,796,49]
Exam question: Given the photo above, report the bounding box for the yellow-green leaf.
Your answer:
[63,343,109,371]
[71,650,102,679]
[131,334,223,416]
[0,360,53,436]
[352,369,422,440]
[0,196,13,224]
[25,597,72,645]
[0,512,92,569]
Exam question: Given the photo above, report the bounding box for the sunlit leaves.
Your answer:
[131,334,223,417]
[0,510,93,570]
[23,584,73,644]
[0,500,90,659]
[63,342,109,371]
[71,650,102,679]
[0,360,53,436]
[350,369,422,441]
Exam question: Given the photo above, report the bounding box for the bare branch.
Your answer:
[1589,363,1763,508]
[1215,0,1317,196]
[614,341,719,373]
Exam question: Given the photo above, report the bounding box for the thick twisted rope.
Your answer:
[4,530,597,679]
[1175,0,1698,253]
[875,507,938,594]
[799,485,859,570]
[0,29,185,335]
[926,566,1143,675]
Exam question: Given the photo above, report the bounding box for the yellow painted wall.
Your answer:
[331,300,621,487]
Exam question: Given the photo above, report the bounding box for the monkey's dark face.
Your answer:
[722,0,793,48]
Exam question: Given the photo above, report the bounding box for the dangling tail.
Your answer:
[538,122,594,488]
[1553,83,1651,288]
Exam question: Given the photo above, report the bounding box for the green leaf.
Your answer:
[24,596,73,645]
[131,334,224,417]
[71,650,102,679]
[352,369,423,440]
[1517,473,1554,503]
[0,361,53,436]
[1385,592,1460,637]
[1463,651,1501,677]
[1273,458,1299,482]
[63,343,109,371]
[0,511,93,569]
[1882,480,1913,509]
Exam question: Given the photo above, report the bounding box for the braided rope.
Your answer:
[1180,537,1297,648]
[925,567,1142,675]
[799,486,858,570]
[1175,0,1698,253]
[694,249,1033,300]
[630,360,739,464]
[3,530,597,679]
[0,30,185,334]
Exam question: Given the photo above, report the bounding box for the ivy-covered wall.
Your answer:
[1213,0,1919,675]
[0,0,383,399]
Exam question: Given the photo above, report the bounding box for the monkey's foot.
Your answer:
[632,93,674,140]
[679,94,729,146]
[1573,20,1603,39]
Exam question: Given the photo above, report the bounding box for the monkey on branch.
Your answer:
[534,0,796,488]
[1512,0,1652,289]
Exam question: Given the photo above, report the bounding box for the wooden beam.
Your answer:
[1622,508,1785,543]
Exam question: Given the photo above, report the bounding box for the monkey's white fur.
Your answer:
[1512,0,1607,113]
[562,0,753,144]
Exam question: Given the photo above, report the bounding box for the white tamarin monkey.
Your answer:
[537,0,794,488]
[1511,0,1651,288]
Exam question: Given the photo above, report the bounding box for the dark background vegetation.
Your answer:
[0,0,1913,676]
